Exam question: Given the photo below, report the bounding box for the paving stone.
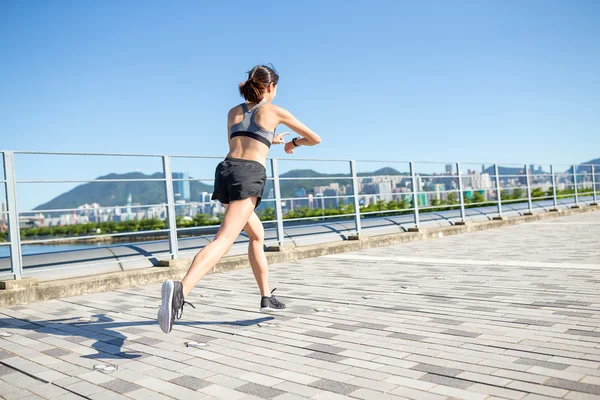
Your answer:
[515,357,570,370]
[236,383,286,399]
[420,373,473,389]
[42,348,72,357]
[99,378,143,394]
[305,343,346,354]
[441,329,481,338]
[303,330,338,339]
[387,332,428,341]
[309,378,360,395]
[545,378,600,395]
[410,363,463,377]
[306,351,347,363]
[169,375,211,390]
[65,380,106,396]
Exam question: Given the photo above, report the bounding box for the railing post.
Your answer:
[409,161,420,232]
[524,164,533,215]
[550,165,558,211]
[494,164,503,220]
[592,165,598,206]
[456,162,466,225]
[349,160,361,237]
[162,155,179,259]
[271,159,285,247]
[572,164,580,208]
[4,151,23,279]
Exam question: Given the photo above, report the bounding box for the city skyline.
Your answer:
[3,163,596,231]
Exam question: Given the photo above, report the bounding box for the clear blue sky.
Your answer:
[1,0,599,210]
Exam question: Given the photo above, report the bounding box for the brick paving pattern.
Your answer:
[1,211,599,399]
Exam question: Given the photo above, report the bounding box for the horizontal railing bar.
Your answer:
[359,208,416,216]
[0,242,11,246]
[20,229,171,244]
[168,155,227,159]
[281,212,359,223]
[13,150,165,157]
[460,187,498,192]
[530,195,555,201]
[416,188,461,195]
[459,201,498,208]
[357,175,411,179]
[282,194,356,201]
[277,176,352,181]
[172,178,215,182]
[17,178,167,184]
[20,203,168,214]
[285,231,354,244]
[176,223,277,233]
[276,157,352,162]
[416,203,464,211]
[499,198,533,204]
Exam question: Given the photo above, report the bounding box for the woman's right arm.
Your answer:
[276,106,321,146]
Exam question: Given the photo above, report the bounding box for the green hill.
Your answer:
[34,167,409,209]
[34,172,213,211]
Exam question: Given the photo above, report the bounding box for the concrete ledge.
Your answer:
[265,244,294,252]
[1,204,598,307]
[157,259,192,268]
[0,277,39,290]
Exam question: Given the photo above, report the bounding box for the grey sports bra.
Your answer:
[229,102,275,148]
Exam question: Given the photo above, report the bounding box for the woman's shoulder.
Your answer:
[261,102,288,116]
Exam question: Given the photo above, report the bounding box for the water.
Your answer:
[0,243,106,258]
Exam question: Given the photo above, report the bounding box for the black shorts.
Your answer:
[211,157,267,208]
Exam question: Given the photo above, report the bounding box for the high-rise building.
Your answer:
[172,172,191,201]
[445,164,454,175]
[377,182,393,202]
[323,189,339,209]
[291,188,308,210]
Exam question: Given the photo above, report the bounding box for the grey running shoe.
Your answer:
[158,280,195,334]
[260,288,286,312]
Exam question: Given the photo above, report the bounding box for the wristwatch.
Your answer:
[292,137,300,147]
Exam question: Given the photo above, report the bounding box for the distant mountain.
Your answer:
[368,167,404,176]
[578,158,600,173]
[278,167,406,197]
[34,172,213,211]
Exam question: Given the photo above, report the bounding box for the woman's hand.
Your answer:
[272,132,290,145]
[284,141,296,154]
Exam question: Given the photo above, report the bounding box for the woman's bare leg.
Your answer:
[181,197,257,297]
[244,212,270,296]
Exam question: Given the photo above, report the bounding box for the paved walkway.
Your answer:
[1,212,600,400]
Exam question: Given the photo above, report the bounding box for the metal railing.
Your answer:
[0,150,598,280]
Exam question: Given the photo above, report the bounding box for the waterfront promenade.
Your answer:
[1,211,600,400]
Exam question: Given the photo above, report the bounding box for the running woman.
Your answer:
[158,65,321,333]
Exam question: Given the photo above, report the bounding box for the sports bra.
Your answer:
[229,102,275,148]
